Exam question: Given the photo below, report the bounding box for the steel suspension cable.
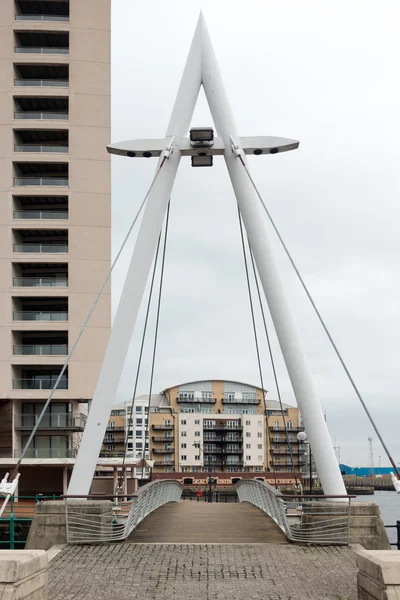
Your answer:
[11,162,167,480]
[118,232,163,491]
[143,200,171,480]
[236,205,278,489]
[238,157,400,479]
[248,244,299,488]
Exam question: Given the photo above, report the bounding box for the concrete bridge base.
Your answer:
[26,500,113,551]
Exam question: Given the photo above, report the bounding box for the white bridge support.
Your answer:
[68,13,346,497]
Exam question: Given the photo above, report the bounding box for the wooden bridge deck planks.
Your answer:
[126,500,288,544]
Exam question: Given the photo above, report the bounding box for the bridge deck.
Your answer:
[127,500,288,544]
[49,542,358,600]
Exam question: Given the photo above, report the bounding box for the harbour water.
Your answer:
[355,490,400,547]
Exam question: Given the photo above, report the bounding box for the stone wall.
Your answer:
[0,550,47,600]
[356,548,400,599]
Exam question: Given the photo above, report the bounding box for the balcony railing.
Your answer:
[203,423,243,431]
[13,276,68,287]
[14,79,69,87]
[13,210,68,220]
[154,460,174,466]
[152,424,173,430]
[152,436,174,442]
[15,413,86,430]
[270,427,303,432]
[13,311,68,321]
[13,242,68,253]
[14,448,77,459]
[152,448,174,454]
[203,435,243,443]
[13,343,68,356]
[15,46,69,55]
[14,177,69,187]
[204,448,223,454]
[14,144,68,153]
[15,15,70,22]
[222,398,261,405]
[177,397,216,404]
[12,377,68,390]
[105,426,125,432]
[14,111,68,121]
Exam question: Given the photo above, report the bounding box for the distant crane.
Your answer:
[368,437,374,477]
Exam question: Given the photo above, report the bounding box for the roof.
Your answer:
[161,378,269,394]
[113,394,166,409]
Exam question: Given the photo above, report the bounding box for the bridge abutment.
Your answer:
[26,500,113,550]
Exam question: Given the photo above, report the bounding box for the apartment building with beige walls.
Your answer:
[0,0,111,490]
[149,380,306,478]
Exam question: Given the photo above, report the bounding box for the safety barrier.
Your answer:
[236,479,352,545]
[65,479,183,544]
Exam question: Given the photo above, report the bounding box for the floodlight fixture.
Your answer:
[190,127,214,144]
[191,154,213,167]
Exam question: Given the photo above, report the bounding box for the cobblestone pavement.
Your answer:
[49,543,358,600]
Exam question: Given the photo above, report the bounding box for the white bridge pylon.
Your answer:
[68,13,346,497]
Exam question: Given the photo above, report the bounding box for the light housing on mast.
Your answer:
[191,154,213,167]
[190,127,214,144]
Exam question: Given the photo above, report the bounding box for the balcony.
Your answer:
[14,30,69,55]
[13,311,68,321]
[14,64,69,88]
[14,242,68,253]
[154,461,174,467]
[222,397,261,405]
[13,276,68,287]
[106,426,125,432]
[204,447,223,454]
[13,330,68,356]
[223,448,242,454]
[203,423,243,431]
[152,448,174,454]
[14,97,69,121]
[177,396,217,404]
[13,162,69,187]
[12,377,68,390]
[15,0,70,22]
[152,424,173,431]
[14,448,77,458]
[152,436,174,442]
[15,413,86,430]
[203,435,243,443]
[14,343,67,356]
[13,229,68,254]
[269,427,304,433]
[14,210,68,219]
[14,196,68,221]
[270,459,306,466]
[14,129,68,155]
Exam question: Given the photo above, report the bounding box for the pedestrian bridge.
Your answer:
[64,478,351,546]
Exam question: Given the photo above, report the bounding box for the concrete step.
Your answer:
[127,501,288,544]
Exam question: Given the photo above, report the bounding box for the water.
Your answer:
[355,490,400,547]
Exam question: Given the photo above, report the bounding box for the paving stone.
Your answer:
[49,543,358,600]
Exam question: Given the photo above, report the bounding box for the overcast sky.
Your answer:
[108,0,400,467]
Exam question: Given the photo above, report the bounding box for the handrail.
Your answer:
[64,480,183,544]
[14,111,68,121]
[15,15,70,22]
[15,47,69,55]
[236,478,352,545]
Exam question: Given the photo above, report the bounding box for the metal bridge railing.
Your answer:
[64,479,183,544]
[236,479,353,545]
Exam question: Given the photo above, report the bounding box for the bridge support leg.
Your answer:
[200,17,346,496]
[67,22,203,496]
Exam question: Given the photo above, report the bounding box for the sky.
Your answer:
[108,0,400,467]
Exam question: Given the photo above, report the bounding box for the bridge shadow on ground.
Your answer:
[127,501,288,544]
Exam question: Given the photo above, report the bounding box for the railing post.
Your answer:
[9,497,15,550]
[396,520,400,550]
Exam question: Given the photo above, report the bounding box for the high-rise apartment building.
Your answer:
[0,0,111,492]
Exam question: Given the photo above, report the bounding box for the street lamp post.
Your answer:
[193,443,212,502]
